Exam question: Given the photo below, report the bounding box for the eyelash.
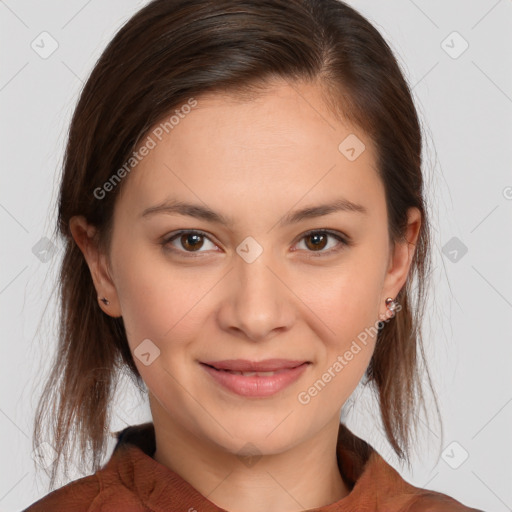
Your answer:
[161,229,351,258]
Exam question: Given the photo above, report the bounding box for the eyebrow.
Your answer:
[140,197,368,227]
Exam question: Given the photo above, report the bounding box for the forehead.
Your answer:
[117,80,383,219]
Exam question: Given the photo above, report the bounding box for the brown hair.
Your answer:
[33,0,439,490]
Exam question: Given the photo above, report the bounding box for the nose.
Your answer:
[217,249,296,342]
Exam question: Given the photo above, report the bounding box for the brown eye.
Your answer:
[295,230,348,256]
[180,233,205,251]
[304,232,328,251]
[163,230,217,254]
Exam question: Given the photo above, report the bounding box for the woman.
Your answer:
[24,0,483,510]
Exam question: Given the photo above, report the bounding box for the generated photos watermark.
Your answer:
[93,97,198,200]
[297,301,402,405]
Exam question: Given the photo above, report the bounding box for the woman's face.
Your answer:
[73,79,419,455]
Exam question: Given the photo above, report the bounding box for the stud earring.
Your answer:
[99,297,110,305]
[385,297,398,316]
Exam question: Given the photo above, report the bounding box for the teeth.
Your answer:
[224,370,278,376]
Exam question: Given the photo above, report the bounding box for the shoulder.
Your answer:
[22,469,150,512]
[354,450,485,512]
[337,425,485,511]
[22,474,100,512]
[23,424,155,512]
[405,490,486,512]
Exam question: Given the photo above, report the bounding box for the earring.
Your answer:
[385,297,398,316]
[99,297,110,305]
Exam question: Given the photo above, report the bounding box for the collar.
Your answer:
[100,422,469,511]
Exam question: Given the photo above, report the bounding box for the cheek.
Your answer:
[114,261,207,394]
[296,280,379,412]
[113,247,216,354]
[304,259,383,341]
[297,259,382,393]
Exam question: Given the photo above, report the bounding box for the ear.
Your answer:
[69,215,122,318]
[380,207,422,319]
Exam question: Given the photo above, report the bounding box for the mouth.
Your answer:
[199,359,311,397]
[200,358,310,373]
[204,366,288,377]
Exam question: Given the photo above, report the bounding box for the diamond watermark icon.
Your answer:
[236,442,263,468]
[236,236,263,264]
[338,134,366,162]
[441,441,469,469]
[32,442,58,469]
[134,338,161,366]
[31,31,59,59]
[442,236,468,263]
[441,31,469,59]
[32,236,58,263]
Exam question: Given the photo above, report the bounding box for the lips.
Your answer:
[200,358,308,373]
[199,359,311,397]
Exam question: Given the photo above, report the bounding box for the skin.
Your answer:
[70,79,421,512]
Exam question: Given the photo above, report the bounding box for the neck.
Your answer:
[151,399,350,512]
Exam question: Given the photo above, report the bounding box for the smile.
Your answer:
[199,361,310,398]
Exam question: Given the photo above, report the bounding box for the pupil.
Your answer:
[182,233,203,251]
[306,233,327,251]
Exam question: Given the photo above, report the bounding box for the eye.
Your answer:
[162,230,218,255]
[293,230,349,256]
[161,229,350,258]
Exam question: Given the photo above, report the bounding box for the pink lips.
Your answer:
[200,359,310,397]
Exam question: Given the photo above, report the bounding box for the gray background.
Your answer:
[1,1,511,511]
